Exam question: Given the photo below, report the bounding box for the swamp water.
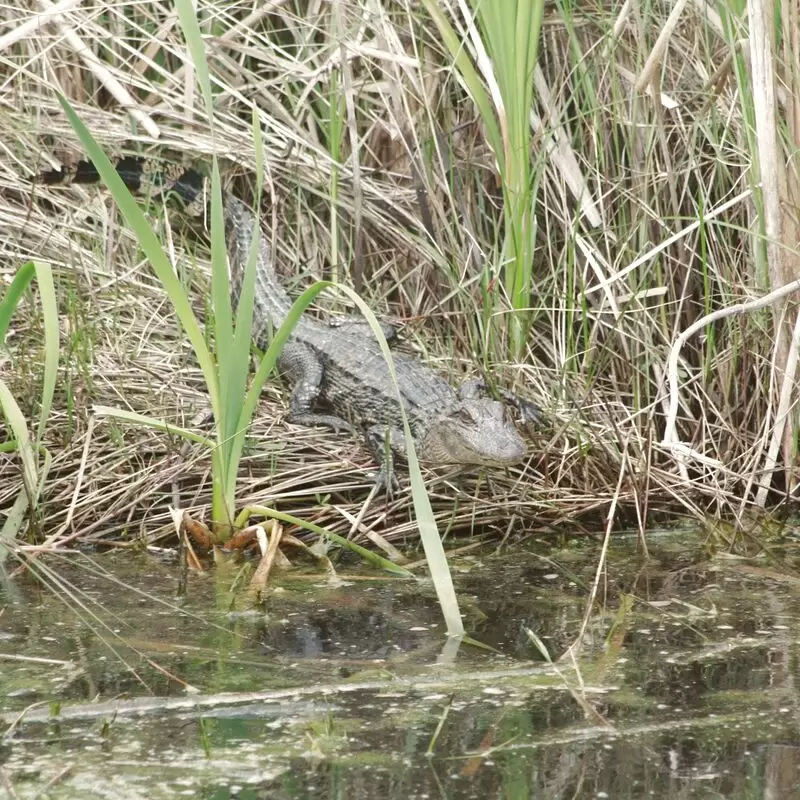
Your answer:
[1,533,800,799]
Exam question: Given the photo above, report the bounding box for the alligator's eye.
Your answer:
[457,407,475,424]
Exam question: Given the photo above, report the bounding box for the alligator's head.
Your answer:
[419,398,527,467]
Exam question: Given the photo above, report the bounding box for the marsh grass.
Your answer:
[1,0,798,562]
[0,261,58,560]
[423,0,544,358]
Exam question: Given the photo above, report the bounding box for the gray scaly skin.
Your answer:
[225,196,543,491]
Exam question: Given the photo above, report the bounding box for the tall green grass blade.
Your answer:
[210,161,235,377]
[0,261,58,560]
[252,107,265,198]
[32,261,58,447]
[323,17,345,285]
[0,489,30,563]
[0,378,38,518]
[173,0,215,118]
[207,161,246,522]
[0,262,35,345]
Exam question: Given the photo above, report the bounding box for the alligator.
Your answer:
[40,157,545,491]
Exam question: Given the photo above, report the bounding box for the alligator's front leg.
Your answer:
[365,425,407,495]
[459,378,546,427]
[279,342,353,433]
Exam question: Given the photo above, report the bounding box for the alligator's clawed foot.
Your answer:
[372,464,401,498]
[513,396,547,428]
[459,378,547,429]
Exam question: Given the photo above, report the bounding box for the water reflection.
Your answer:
[2,537,800,798]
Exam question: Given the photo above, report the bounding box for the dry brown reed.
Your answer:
[1,0,796,551]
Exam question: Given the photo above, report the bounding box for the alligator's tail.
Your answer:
[39,156,206,210]
[38,155,293,341]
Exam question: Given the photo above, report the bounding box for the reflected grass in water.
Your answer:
[3,536,800,798]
